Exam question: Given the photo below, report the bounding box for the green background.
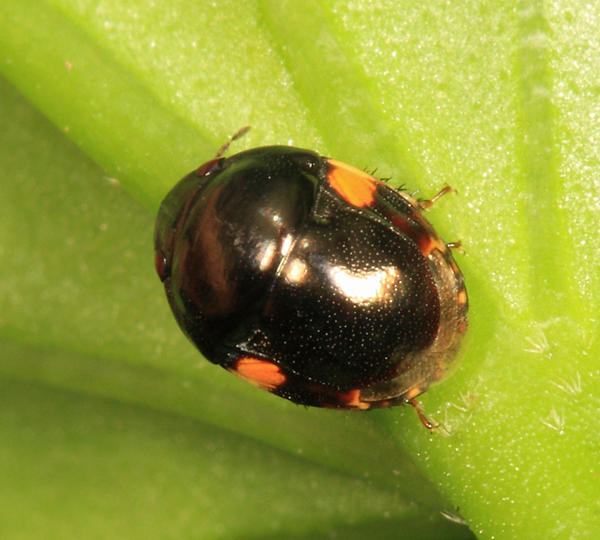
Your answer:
[1,1,598,538]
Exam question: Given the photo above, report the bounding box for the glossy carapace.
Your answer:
[155,142,468,426]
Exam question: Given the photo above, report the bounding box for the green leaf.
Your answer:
[1,1,599,538]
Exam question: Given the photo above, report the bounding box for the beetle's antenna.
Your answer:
[215,126,251,159]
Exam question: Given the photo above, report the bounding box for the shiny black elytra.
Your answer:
[155,140,468,426]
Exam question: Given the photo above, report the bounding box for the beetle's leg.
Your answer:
[408,397,437,430]
[419,184,455,210]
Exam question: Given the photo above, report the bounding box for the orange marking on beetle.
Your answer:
[326,159,378,207]
[335,389,371,410]
[418,235,436,256]
[230,357,287,391]
[390,213,447,257]
[414,232,448,257]
[457,289,468,307]
[405,386,424,401]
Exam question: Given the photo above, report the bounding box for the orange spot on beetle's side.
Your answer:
[336,389,371,410]
[229,357,287,392]
[326,159,378,207]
